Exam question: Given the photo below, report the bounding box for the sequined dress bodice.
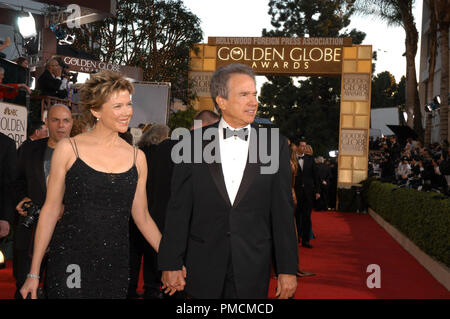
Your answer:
[46,156,138,299]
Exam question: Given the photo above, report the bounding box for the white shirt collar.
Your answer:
[219,117,251,131]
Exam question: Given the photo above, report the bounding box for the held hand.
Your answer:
[275,274,297,299]
[16,197,32,216]
[161,270,186,296]
[20,277,39,299]
[315,193,321,200]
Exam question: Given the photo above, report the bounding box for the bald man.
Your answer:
[13,104,73,298]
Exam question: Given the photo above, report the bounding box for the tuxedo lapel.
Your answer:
[204,123,232,208]
[208,161,232,208]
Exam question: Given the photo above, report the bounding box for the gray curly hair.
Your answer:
[137,123,170,147]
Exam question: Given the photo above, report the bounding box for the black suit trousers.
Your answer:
[295,187,313,243]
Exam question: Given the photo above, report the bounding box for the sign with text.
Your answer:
[342,74,370,101]
[340,129,367,156]
[57,55,122,74]
[208,37,352,75]
[0,102,27,148]
[189,71,213,97]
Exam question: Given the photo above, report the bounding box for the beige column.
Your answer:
[337,45,373,188]
[189,44,217,111]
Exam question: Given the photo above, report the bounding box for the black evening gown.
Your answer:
[46,149,138,299]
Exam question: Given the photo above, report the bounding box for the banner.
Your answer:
[0,102,27,148]
[208,37,352,75]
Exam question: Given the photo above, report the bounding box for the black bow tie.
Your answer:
[223,127,249,141]
[298,155,305,159]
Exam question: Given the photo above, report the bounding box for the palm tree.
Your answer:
[434,0,450,141]
[424,0,437,146]
[354,0,424,142]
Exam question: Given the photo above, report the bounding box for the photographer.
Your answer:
[396,156,411,185]
[13,104,73,299]
[36,57,69,99]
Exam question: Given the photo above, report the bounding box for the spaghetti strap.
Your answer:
[69,138,79,158]
[133,147,137,166]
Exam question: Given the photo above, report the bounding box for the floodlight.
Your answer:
[17,12,37,39]
[433,95,441,106]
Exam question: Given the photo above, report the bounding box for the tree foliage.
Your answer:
[259,0,365,156]
[65,0,203,104]
[371,71,405,108]
[353,0,423,141]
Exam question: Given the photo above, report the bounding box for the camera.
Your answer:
[21,201,41,228]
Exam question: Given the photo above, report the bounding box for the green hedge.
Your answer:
[367,180,450,267]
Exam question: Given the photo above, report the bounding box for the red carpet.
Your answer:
[1,211,449,299]
[267,211,449,299]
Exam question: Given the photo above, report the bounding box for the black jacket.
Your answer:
[0,133,17,223]
[293,154,320,197]
[140,138,176,230]
[15,137,49,207]
[158,123,298,298]
[36,70,67,99]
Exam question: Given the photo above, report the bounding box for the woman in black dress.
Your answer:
[20,71,163,298]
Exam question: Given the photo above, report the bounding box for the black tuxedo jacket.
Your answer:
[0,133,17,223]
[14,138,49,250]
[141,138,176,230]
[158,122,298,299]
[294,154,320,198]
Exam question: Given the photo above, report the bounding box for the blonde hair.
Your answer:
[79,70,134,126]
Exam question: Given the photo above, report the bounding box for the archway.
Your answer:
[189,37,372,188]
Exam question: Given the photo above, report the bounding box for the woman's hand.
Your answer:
[20,277,40,299]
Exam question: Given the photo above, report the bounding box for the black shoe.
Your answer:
[302,243,313,248]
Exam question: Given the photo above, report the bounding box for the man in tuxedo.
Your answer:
[158,63,298,299]
[315,156,332,211]
[0,132,17,238]
[36,58,68,99]
[294,139,320,248]
[13,104,72,298]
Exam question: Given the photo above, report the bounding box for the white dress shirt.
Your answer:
[218,118,251,205]
[298,154,305,171]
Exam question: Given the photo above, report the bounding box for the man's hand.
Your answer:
[275,274,297,299]
[0,220,10,238]
[16,197,31,216]
[315,193,321,200]
[161,269,186,296]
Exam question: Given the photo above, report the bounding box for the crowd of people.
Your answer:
[0,64,334,300]
[2,60,445,300]
[0,52,78,109]
[369,136,450,195]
